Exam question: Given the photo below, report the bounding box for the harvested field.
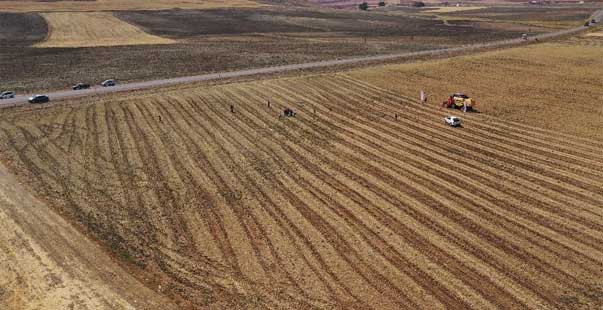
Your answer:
[36,12,174,48]
[1,73,602,308]
[0,0,262,12]
[349,35,603,140]
[0,163,176,310]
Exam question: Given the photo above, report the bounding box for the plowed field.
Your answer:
[1,75,602,308]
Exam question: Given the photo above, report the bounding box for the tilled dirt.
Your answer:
[0,12,47,47]
[1,7,528,94]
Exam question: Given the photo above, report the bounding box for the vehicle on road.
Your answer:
[72,83,90,90]
[445,116,462,127]
[101,79,116,87]
[0,91,15,99]
[584,21,590,26]
[591,19,597,24]
[28,95,49,104]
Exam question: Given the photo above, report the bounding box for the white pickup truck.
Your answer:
[445,116,462,127]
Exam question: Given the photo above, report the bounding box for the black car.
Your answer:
[584,21,590,27]
[28,95,49,104]
[72,83,90,90]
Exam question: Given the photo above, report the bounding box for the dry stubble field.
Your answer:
[36,12,174,48]
[0,69,602,308]
[0,163,176,309]
[350,31,603,140]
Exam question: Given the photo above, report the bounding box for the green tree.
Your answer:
[378,0,386,6]
[358,2,369,10]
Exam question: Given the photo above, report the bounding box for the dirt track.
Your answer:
[1,73,602,308]
[1,8,600,109]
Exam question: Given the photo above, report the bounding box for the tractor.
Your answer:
[443,93,474,111]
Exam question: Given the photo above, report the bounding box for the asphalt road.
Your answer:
[1,10,600,108]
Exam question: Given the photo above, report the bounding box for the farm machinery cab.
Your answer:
[443,93,474,112]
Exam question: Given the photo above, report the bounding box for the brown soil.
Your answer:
[1,7,528,94]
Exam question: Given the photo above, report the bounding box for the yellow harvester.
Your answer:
[444,93,475,111]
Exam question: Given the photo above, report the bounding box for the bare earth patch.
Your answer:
[36,12,175,48]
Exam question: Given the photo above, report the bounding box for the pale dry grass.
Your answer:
[0,0,261,12]
[348,37,603,140]
[36,12,175,48]
[584,31,603,37]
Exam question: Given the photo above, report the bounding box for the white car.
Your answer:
[101,79,116,87]
[445,116,462,127]
[0,91,15,99]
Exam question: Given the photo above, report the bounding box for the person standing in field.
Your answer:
[420,90,427,104]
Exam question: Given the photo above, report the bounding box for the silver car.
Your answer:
[0,91,15,99]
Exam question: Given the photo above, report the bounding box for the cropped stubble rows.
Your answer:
[0,75,601,308]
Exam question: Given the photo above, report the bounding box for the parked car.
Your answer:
[0,91,15,99]
[584,21,590,27]
[591,19,597,24]
[28,94,49,104]
[72,83,90,90]
[444,116,462,127]
[101,79,116,87]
